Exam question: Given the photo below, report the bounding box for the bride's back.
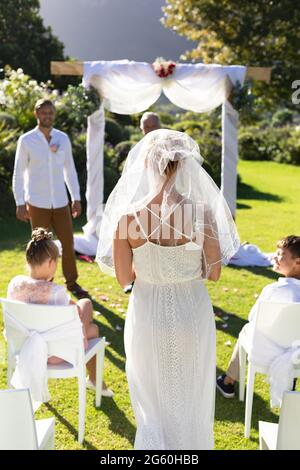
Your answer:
[127,193,196,250]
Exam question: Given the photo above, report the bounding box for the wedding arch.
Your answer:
[51,60,271,255]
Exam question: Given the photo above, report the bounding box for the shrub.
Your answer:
[0,112,17,128]
[105,118,125,145]
[239,125,300,165]
[0,123,19,215]
[0,67,55,131]
[115,140,134,168]
[55,84,101,137]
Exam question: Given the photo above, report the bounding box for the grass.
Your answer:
[0,159,300,450]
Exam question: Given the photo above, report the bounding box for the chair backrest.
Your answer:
[255,301,300,348]
[0,298,84,366]
[277,391,300,450]
[0,388,38,450]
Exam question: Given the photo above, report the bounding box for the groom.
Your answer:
[12,98,88,298]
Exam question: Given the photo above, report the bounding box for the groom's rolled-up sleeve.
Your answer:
[13,136,29,206]
[63,136,81,202]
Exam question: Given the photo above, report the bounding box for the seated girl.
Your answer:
[7,227,113,397]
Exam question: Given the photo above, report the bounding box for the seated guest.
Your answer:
[217,235,300,398]
[140,112,161,135]
[7,227,114,397]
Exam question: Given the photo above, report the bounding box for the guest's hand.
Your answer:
[72,200,82,218]
[16,205,30,222]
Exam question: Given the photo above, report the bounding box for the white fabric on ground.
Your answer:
[229,243,273,267]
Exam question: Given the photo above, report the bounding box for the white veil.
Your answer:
[96,129,240,278]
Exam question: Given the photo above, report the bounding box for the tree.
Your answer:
[162,0,300,109]
[0,0,65,82]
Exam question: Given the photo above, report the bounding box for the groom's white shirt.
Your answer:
[13,127,80,208]
[248,277,300,322]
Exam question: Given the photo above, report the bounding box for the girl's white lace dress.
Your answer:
[124,239,216,450]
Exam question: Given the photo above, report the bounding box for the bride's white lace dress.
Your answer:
[124,237,216,450]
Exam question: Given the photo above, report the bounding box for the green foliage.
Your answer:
[105,118,127,145]
[0,112,17,128]
[162,0,300,110]
[114,140,134,168]
[0,67,55,131]
[55,84,101,136]
[157,111,177,126]
[0,0,65,81]
[171,111,222,185]
[271,108,295,128]
[71,132,88,206]
[239,125,300,165]
[231,81,257,124]
[0,123,18,214]
[103,144,120,201]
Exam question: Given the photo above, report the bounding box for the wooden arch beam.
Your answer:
[50,61,272,83]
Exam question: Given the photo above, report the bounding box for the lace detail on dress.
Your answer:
[159,251,185,449]
[135,424,165,450]
[7,275,69,306]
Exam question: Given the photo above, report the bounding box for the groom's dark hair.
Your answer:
[277,235,300,258]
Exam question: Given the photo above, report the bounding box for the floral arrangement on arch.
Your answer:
[152,57,176,78]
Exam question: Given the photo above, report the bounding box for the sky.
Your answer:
[39,0,195,63]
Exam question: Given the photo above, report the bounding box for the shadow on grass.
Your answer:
[215,366,279,443]
[237,181,284,203]
[45,402,98,450]
[237,202,252,210]
[213,305,247,340]
[96,398,135,446]
[91,299,126,370]
[228,265,279,282]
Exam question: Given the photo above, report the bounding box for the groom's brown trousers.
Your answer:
[28,203,78,288]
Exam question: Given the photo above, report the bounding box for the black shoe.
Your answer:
[216,374,235,398]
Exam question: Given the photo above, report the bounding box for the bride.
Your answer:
[96,129,239,450]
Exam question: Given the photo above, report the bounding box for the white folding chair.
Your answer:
[259,391,300,450]
[0,298,106,444]
[239,301,300,438]
[0,388,55,450]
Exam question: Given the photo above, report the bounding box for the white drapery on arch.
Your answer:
[73,60,246,255]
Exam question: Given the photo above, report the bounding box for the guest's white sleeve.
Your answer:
[13,137,29,206]
[51,285,71,306]
[63,136,81,202]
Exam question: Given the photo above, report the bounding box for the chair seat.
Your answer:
[47,337,105,379]
[259,421,278,450]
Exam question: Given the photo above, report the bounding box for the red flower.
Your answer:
[152,59,176,78]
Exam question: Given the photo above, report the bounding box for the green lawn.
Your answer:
[0,160,299,450]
